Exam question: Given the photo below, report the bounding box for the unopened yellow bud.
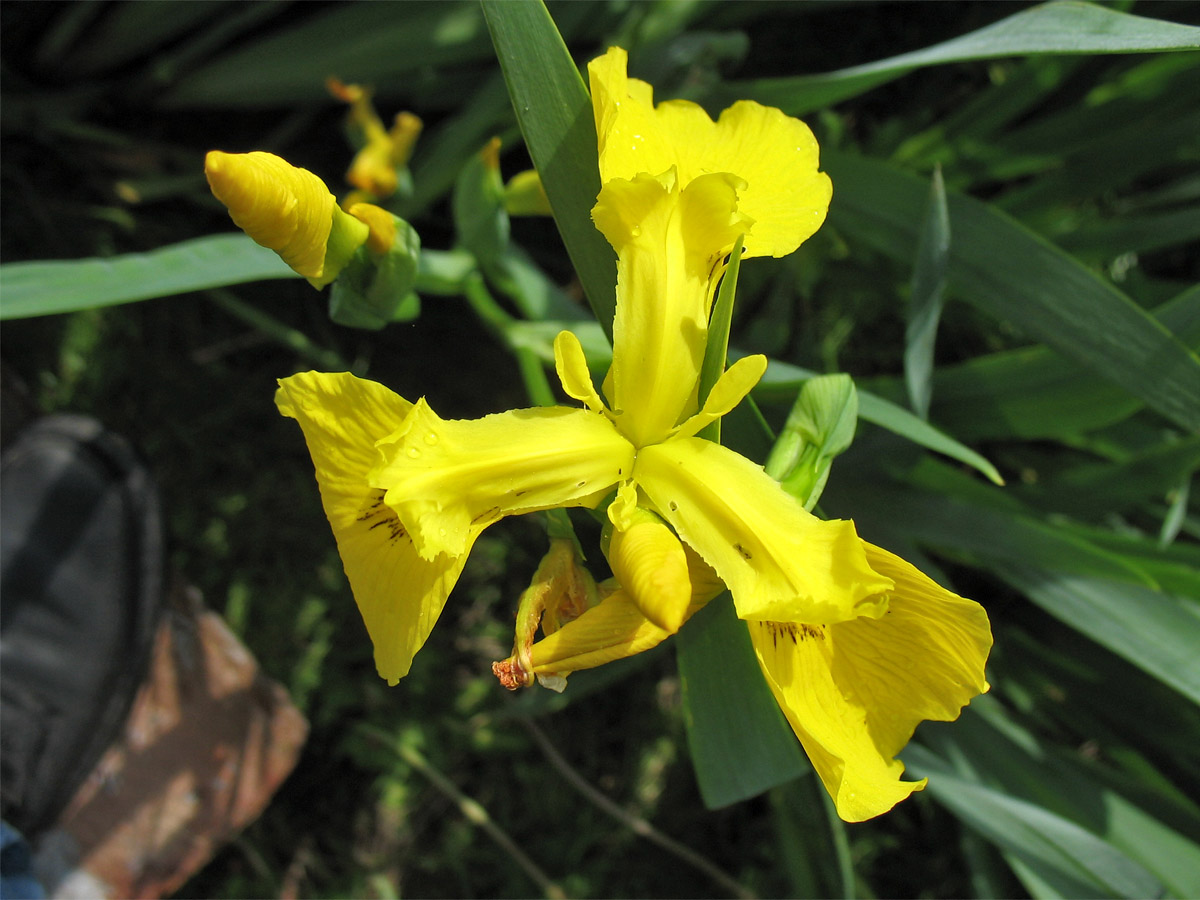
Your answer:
[389,112,423,168]
[348,202,396,254]
[480,136,501,173]
[608,510,692,633]
[329,78,423,198]
[205,150,337,279]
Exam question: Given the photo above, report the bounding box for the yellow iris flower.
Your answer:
[272,46,991,822]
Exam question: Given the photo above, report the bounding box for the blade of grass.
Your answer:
[905,166,951,420]
[159,2,497,108]
[906,742,1163,900]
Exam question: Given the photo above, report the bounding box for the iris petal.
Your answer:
[371,400,635,560]
[748,541,991,822]
[275,371,467,684]
[528,545,724,676]
[635,438,892,624]
[592,171,750,446]
[586,47,831,259]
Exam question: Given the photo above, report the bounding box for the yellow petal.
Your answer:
[205,150,337,279]
[527,544,723,677]
[586,47,832,259]
[671,353,767,441]
[371,401,635,560]
[608,510,692,632]
[347,139,399,198]
[494,538,599,690]
[635,438,892,623]
[589,47,678,185]
[504,169,553,216]
[748,541,992,822]
[389,112,423,169]
[592,171,750,446]
[686,101,831,259]
[554,329,609,416]
[275,371,468,684]
[347,202,396,254]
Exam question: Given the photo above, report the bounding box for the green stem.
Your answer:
[397,743,566,900]
[206,289,349,371]
[462,271,556,407]
[520,718,757,900]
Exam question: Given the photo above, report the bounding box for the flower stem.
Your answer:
[206,288,350,372]
[462,272,556,407]
[520,718,757,900]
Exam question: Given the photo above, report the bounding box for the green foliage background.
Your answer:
[2,2,1198,897]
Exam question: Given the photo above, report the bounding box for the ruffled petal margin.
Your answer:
[586,47,832,260]
[749,541,992,822]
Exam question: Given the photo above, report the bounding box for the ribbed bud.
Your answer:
[608,512,692,633]
[205,150,336,279]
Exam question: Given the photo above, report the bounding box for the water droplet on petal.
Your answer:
[406,447,420,459]
[631,225,642,238]
[424,432,439,445]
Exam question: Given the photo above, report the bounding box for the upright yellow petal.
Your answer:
[592,171,751,446]
[700,101,832,259]
[749,541,992,822]
[275,371,469,684]
[635,438,892,624]
[586,47,832,259]
[589,47,678,184]
[206,150,339,279]
[371,401,635,561]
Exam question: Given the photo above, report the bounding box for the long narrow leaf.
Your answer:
[826,151,1200,433]
[482,0,616,339]
[707,2,1200,116]
[905,166,951,420]
[676,597,807,809]
[0,234,295,319]
[906,741,1164,900]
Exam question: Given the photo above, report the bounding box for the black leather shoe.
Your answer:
[1,415,164,839]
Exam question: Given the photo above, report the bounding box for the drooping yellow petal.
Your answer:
[274,371,469,684]
[504,169,553,216]
[749,541,992,822]
[607,509,692,632]
[592,170,751,446]
[371,401,635,561]
[587,46,832,259]
[525,544,724,679]
[493,538,599,690]
[206,150,344,279]
[635,437,892,624]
